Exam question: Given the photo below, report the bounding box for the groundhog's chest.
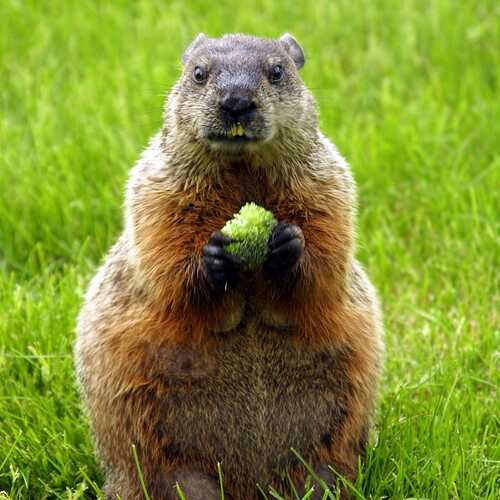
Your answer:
[153,318,349,485]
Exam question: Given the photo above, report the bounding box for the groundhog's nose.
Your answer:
[219,94,257,124]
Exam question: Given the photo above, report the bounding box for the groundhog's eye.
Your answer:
[269,64,284,84]
[193,66,207,84]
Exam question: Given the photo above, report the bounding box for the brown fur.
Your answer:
[75,34,383,499]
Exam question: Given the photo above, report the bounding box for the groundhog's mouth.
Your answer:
[205,123,261,146]
[208,133,255,144]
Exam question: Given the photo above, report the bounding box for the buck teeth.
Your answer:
[229,124,245,137]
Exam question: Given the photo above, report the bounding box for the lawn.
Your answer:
[0,0,498,498]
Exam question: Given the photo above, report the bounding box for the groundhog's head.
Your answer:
[168,33,316,153]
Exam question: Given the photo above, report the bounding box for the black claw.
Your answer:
[272,238,303,260]
[202,245,224,258]
[204,257,224,271]
[265,222,304,274]
[207,231,236,246]
[268,222,300,250]
[202,231,244,294]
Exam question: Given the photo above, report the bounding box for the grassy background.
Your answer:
[1,0,498,498]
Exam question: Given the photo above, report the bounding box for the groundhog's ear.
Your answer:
[279,33,305,69]
[182,33,207,65]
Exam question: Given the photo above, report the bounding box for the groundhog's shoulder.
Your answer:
[313,133,357,203]
[125,133,169,198]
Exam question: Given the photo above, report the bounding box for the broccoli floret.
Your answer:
[221,203,277,270]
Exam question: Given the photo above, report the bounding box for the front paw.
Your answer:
[264,222,305,274]
[202,231,243,293]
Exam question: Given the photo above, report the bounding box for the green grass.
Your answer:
[1,0,499,498]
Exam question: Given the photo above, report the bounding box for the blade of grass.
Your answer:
[131,444,151,500]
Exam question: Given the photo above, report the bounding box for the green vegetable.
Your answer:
[221,203,277,270]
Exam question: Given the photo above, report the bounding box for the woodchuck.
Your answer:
[75,33,384,499]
